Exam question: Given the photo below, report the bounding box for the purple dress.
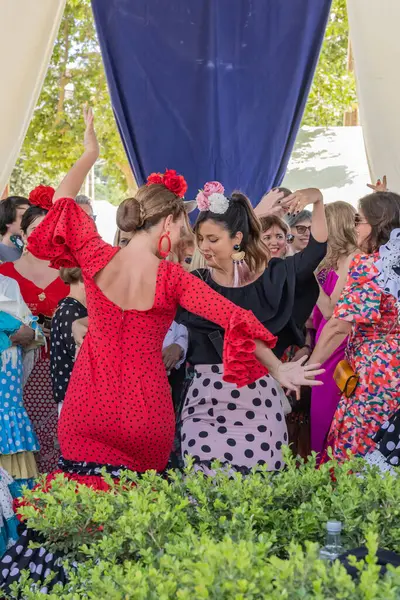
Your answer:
[311,270,347,455]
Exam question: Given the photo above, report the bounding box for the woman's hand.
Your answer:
[162,343,183,371]
[269,356,324,400]
[83,105,100,157]
[255,188,286,217]
[285,188,323,215]
[367,176,387,193]
[10,325,35,348]
[53,108,99,202]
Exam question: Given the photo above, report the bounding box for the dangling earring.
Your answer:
[231,244,251,287]
[157,232,171,259]
[231,244,246,262]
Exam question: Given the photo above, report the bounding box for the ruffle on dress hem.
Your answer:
[0,452,38,482]
[0,405,39,455]
[222,308,277,388]
[0,527,67,594]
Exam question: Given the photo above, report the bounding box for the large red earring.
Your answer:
[158,232,171,258]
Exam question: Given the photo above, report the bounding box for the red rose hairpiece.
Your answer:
[146,168,188,198]
[29,185,55,211]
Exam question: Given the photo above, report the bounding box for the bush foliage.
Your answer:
[7,451,400,599]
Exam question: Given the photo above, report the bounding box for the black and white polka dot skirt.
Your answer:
[180,364,288,471]
[364,409,400,475]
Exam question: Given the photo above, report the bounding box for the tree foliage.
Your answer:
[302,0,357,127]
[10,0,355,202]
[10,0,133,203]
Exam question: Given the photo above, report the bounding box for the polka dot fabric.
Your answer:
[181,364,287,471]
[50,297,88,405]
[26,198,278,477]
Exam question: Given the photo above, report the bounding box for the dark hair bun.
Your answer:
[116,197,142,233]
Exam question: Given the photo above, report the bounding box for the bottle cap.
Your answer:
[326,520,342,533]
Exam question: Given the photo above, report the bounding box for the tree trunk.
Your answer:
[117,161,137,195]
[55,16,70,125]
[343,40,359,126]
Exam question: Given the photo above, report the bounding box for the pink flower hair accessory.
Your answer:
[196,181,230,214]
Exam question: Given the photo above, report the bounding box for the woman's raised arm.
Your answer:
[53,107,99,203]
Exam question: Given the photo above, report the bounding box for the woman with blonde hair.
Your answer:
[310,201,358,455]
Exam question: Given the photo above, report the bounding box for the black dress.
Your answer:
[178,235,327,362]
[176,236,326,472]
[50,297,88,407]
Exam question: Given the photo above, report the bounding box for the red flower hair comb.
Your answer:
[147,168,188,199]
[29,185,55,211]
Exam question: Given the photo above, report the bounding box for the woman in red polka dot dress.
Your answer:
[25,111,325,488]
[0,109,325,594]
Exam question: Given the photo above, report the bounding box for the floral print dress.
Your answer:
[323,253,400,462]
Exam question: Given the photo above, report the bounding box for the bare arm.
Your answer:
[72,317,88,353]
[309,317,351,366]
[317,253,357,320]
[285,188,328,243]
[53,107,99,203]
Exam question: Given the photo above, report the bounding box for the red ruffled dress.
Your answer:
[25,198,277,489]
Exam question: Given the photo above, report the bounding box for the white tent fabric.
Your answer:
[0,1,66,196]
[347,0,400,193]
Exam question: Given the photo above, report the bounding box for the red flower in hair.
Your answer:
[146,168,188,198]
[29,185,55,211]
[163,169,188,198]
[147,172,164,186]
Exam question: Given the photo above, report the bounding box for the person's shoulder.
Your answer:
[164,261,208,281]
[347,252,378,285]
[0,261,15,274]
[349,252,374,270]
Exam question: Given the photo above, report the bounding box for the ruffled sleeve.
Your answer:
[27,198,119,278]
[170,263,277,388]
[333,253,382,324]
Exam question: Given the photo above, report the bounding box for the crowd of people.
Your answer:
[0,109,399,591]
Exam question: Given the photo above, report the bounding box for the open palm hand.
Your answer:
[274,357,324,399]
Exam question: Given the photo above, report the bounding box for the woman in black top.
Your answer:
[50,268,87,416]
[178,185,327,473]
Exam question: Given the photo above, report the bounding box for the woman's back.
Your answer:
[94,242,163,312]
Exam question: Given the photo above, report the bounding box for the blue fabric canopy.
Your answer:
[91,0,331,205]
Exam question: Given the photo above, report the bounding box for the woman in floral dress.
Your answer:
[310,191,400,462]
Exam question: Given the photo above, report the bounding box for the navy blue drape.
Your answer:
[91,0,331,205]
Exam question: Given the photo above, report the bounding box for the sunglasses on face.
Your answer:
[354,214,368,226]
[294,225,311,235]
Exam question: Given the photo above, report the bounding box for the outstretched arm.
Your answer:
[53,107,99,203]
[285,188,328,243]
[175,266,323,394]
[317,253,356,320]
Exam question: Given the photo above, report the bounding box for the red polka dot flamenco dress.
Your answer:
[26,198,277,490]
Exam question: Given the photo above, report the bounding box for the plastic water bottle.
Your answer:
[319,520,344,561]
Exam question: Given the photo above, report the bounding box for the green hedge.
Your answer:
[7,451,400,599]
